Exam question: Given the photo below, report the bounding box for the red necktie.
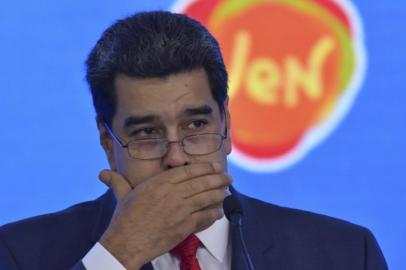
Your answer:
[170,234,202,270]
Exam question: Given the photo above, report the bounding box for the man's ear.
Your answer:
[224,98,232,155]
[97,121,117,171]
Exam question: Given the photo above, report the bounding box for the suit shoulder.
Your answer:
[240,193,369,237]
[1,196,101,235]
[238,193,388,269]
[0,191,114,269]
[0,191,113,254]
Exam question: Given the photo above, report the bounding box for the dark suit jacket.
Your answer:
[0,189,387,270]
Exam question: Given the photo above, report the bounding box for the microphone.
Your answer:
[223,195,255,270]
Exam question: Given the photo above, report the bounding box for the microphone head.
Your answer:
[223,194,243,221]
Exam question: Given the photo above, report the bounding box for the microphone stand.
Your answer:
[224,195,256,270]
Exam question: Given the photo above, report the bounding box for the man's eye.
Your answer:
[187,120,208,129]
[142,128,155,134]
[130,127,159,138]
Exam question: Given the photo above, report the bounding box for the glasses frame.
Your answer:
[103,110,228,160]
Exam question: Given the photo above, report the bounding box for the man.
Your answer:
[0,11,387,270]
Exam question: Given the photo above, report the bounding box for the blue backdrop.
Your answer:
[0,1,404,269]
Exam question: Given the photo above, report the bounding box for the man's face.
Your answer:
[99,68,231,187]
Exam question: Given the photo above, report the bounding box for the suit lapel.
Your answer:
[230,187,275,270]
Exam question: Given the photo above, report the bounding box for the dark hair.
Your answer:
[86,11,228,126]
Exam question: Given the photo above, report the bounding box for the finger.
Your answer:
[180,173,232,198]
[162,162,223,184]
[99,170,132,201]
[187,188,229,213]
[190,207,224,233]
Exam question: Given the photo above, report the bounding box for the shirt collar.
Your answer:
[195,215,230,263]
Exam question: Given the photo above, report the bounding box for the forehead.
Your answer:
[113,69,219,126]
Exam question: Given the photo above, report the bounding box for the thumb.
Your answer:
[99,170,132,201]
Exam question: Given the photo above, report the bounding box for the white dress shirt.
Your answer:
[82,216,230,270]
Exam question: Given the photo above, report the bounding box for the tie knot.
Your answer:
[171,234,201,260]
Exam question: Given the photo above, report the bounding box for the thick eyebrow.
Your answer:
[184,105,213,116]
[123,115,160,128]
[123,105,213,128]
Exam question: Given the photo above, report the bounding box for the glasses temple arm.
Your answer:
[103,122,127,147]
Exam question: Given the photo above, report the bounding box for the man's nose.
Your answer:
[163,141,190,169]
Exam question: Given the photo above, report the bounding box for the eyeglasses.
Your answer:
[103,119,227,160]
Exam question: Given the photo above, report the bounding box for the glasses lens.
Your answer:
[128,139,166,159]
[183,134,223,155]
[125,134,224,159]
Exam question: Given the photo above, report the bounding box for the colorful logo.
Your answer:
[173,0,366,172]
